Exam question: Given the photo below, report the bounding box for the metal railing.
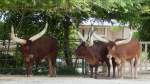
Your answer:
[140,42,150,70]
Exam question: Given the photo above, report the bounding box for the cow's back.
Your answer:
[116,39,140,60]
[93,41,108,62]
[31,36,57,59]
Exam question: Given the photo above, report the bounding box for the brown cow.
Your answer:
[75,41,111,78]
[75,31,117,78]
[94,31,141,78]
[11,23,58,77]
[107,39,140,78]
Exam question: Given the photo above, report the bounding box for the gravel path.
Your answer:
[0,69,150,84]
[0,74,150,84]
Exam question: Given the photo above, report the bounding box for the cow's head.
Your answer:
[106,41,121,64]
[107,31,133,59]
[106,39,125,59]
[11,23,48,62]
[75,42,87,58]
[75,41,98,65]
[75,27,95,60]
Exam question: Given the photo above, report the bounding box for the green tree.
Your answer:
[0,0,149,67]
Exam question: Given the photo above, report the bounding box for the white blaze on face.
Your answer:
[108,47,121,65]
[107,51,113,66]
[107,54,112,59]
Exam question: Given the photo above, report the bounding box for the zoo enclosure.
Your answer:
[0,40,150,75]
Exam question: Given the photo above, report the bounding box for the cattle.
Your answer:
[107,39,140,78]
[10,23,58,77]
[95,31,141,78]
[75,31,116,78]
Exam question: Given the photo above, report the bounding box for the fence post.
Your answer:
[82,58,85,76]
[145,44,148,69]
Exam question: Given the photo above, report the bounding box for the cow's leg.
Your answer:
[26,63,32,77]
[52,63,56,77]
[120,63,124,79]
[130,59,134,78]
[89,65,93,78]
[94,65,98,79]
[117,64,122,78]
[112,58,117,78]
[102,63,107,75]
[117,66,119,78]
[134,57,139,78]
[49,51,57,77]
[48,57,53,77]
[53,66,56,77]
[134,64,138,79]
[25,57,33,77]
[105,59,110,77]
[51,56,57,77]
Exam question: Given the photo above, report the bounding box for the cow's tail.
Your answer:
[134,46,141,67]
[133,54,140,78]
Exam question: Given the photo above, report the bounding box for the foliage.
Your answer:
[132,31,140,39]
[138,16,150,41]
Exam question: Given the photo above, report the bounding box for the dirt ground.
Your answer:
[0,69,150,84]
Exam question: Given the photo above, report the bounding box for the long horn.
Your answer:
[115,31,133,45]
[11,26,26,44]
[29,22,48,42]
[77,31,86,42]
[93,32,109,43]
[88,26,95,46]
[86,26,92,41]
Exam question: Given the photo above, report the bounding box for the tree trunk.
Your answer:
[64,26,72,66]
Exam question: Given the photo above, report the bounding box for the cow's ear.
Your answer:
[112,46,116,51]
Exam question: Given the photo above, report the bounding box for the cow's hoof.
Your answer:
[133,76,137,79]
[27,75,33,77]
[112,75,116,78]
[52,75,57,77]
[90,75,93,78]
[107,75,110,77]
[48,75,52,77]
[48,74,56,77]
[119,76,124,79]
[94,76,98,79]
[107,74,110,77]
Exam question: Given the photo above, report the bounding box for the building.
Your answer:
[79,18,130,41]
